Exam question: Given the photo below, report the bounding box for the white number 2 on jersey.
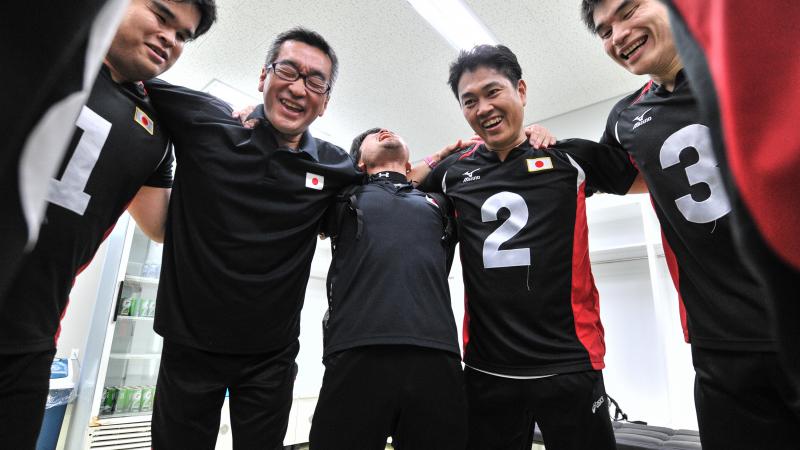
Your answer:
[46,106,111,215]
[481,191,531,268]
[659,124,730,224]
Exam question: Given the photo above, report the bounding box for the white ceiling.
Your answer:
[161,0,647,158]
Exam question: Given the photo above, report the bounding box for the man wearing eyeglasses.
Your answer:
[142,27,460,448]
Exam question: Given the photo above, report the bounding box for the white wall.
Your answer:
[538,95,629,141]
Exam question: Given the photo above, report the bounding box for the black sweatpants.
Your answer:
[0,349,56,450]
[692,346,800,449]
[464,367,616,450]
[309,345,467,450]
[151,339,298,450]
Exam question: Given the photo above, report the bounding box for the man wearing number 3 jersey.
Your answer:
[582,0,800,448]
[0,1,216,448]
[421,44,638,450]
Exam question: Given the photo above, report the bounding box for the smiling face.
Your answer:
[358,129,410,173]
[593,0,680,83]
[258,40,332,147]
[457,66,527,155]
[105,0,201,82]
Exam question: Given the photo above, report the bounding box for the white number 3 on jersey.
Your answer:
[659,124,730,224]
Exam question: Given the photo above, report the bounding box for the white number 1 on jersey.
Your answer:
[46,106,110,215]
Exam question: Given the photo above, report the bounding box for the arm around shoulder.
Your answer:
[127,186,171,243]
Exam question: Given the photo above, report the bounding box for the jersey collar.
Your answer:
[368,171,408,185]
[248,105,321,161]
[477,140,534,162]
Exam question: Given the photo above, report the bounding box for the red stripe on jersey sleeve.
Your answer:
[660,230,690,344]
[462,292,470,359]
[571,181,605,370]
[631,80,654,105]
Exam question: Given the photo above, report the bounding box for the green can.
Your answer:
[129,386,143,412]
[140,386,155,411]
[129,297,141,317]
[100,386,117,415]
[118,298,132,316]
[115,386,132,413]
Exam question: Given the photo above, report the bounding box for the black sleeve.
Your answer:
[428,192,459,274]
[143,143,174,188]
[554,138,638,195]
[144,78,236,132]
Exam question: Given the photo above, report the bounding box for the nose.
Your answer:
[286,77,307,97]
[158,29,177,49]
[476,98,492,117]
[611,25,629,48]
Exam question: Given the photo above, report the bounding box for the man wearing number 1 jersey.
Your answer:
[421,44,638,450]
[582,0,800,447]
[0,2,216,448]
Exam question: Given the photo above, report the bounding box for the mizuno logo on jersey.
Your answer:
[632,107,653,131]
[526,157,553,172]
[134,107,154,135]
[305,172,324,190]
[462,168,481,183]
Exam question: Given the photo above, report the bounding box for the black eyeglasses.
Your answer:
[267,62,331,95]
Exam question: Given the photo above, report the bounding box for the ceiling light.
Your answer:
[406,0,498,50]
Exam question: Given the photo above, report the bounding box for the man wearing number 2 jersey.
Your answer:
[582,0,799,448]
[422,44,637,450]
[0,2,216,448]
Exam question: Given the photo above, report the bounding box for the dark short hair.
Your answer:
[176,0,217,38]
[349,127,382,166]
[447,44,522,100]
[580,0,604,33]
[265,27,339,89]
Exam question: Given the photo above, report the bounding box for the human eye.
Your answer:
[307,75,328,91]
[276,63,299,79]
[623,4,639,19]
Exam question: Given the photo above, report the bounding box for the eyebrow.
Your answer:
[594,0,632,34]
[152,0,197,40]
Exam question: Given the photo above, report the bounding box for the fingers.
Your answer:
[525,124,556,149]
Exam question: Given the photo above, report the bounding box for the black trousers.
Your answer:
[692,346,799,449]
[151,339,298,450]
[464,368,616,450]
[309,345,467,450]
[0,349,56,450]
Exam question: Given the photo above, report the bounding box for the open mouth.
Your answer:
[620,36,647,60]
[378,131,395,142]
[481,116,503,130]
[280,98,304,113]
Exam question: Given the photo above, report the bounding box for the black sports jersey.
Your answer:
[602,72,772,351]
[323,171,459,359]
[144,79,362,354]
[0,66,173,354]
[420,140,636,376]
[0,0,126,300]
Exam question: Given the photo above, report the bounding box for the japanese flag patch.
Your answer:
[306,172,324,190]
[134,107,154,135]
[526,157,553,172]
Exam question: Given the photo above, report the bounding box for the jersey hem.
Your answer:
[324,336,460,358]
[464,358,600,377]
